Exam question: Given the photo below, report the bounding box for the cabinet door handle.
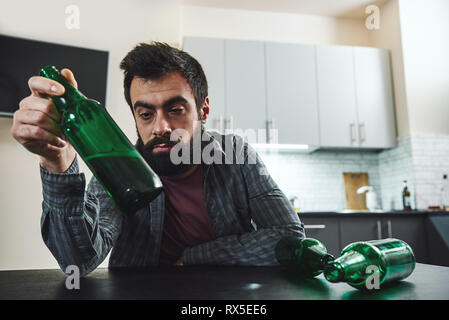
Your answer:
[377,220,382,239]
[387,220,393,238]
[212,117,222,133]
[304,224,326,229]
[212,115,225,133]
[350,123,357,144]
[270,118,276,143]
[266,119,275,143]
[359,122,366,143]
[224,116,233,132]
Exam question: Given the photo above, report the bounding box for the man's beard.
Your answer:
[136,127,204,177]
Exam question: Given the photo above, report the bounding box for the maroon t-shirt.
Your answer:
[159,164,215,265]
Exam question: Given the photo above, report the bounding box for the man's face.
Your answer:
[130,71,209,177]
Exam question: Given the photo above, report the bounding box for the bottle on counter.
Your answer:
[275,237,335,277]
[323,238,415,290]
[402,180,412,211]
[40,65,163,214]
[441,174,449,211]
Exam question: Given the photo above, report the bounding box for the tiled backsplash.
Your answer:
[258,133,449,212]
[411,133,449,210]
[377,135,415,211]
[259,148,381,211]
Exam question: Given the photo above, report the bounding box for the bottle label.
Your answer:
[403,196,411,207]
[372,239,415,282]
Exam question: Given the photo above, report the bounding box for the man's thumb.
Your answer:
[60,68,78,89]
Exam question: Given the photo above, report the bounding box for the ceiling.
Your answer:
[181,0,389,19]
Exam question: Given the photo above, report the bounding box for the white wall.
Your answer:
[369,0,449,210]
[398,0,449,135]
[181,5,374,46]
[370,0,409,138]
[0,0,180,270]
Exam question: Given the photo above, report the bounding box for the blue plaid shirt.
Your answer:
[40,131,304,276]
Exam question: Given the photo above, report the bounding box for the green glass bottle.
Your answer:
[275,237,335,277]
[324,238,415,290]
[40,65,163,214]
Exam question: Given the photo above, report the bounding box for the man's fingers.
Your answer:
[60,68,78,89]
[28,67,77,98]
[18,124,67,149]
[15,109,63,138]
[28,76,65,98]
[19,95,61,122]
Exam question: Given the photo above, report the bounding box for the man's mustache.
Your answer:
[143,135,180,152]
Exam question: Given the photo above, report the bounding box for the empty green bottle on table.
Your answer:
[275,237,335,277]
[324,238,415,290]
[40,65,163,214]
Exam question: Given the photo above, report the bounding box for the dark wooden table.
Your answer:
[1,263,448,300]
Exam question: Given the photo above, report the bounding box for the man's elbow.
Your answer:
[278,222,305,239]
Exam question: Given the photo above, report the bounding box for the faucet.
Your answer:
[289,196,298,207]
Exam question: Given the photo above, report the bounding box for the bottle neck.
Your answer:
[324,251,368,283]
[40,66,85,112]
[320,253,335,268]
[305,244,334,269]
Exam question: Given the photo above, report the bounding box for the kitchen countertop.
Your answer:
[298,210,449,217]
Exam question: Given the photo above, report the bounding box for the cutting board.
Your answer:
[343,172,369,210]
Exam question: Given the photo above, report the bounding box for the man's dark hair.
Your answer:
[120,42,208,116]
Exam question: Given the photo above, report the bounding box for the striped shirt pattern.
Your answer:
[40,131,305,276]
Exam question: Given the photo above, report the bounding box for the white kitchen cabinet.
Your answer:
[316,45,396,149]
[353,47,396,148]
[225,39,267,140]
[316,45,359,148]
[265,42,320,145]
[183,37,226,133]
[184,37,397,150]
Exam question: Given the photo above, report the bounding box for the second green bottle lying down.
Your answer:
[324,238,416,290]
[275,237,416,291]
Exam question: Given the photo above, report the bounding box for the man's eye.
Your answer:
[169,108,183,114]
[139,112,153,120]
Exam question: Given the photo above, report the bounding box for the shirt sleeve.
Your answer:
[181,138,305,265]
[40,156,123,277]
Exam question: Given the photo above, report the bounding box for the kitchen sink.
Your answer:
[337,209,387,213]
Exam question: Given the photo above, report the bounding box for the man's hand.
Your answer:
[11,68,78,173]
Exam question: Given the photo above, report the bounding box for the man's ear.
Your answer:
[200,97,210,124]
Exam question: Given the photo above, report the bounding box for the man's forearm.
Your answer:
[40,157,120,276]
[181,223,304,265]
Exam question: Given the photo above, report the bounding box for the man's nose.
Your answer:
[152,111,172,137]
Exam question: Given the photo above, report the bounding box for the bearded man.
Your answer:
[11,42,304,276]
